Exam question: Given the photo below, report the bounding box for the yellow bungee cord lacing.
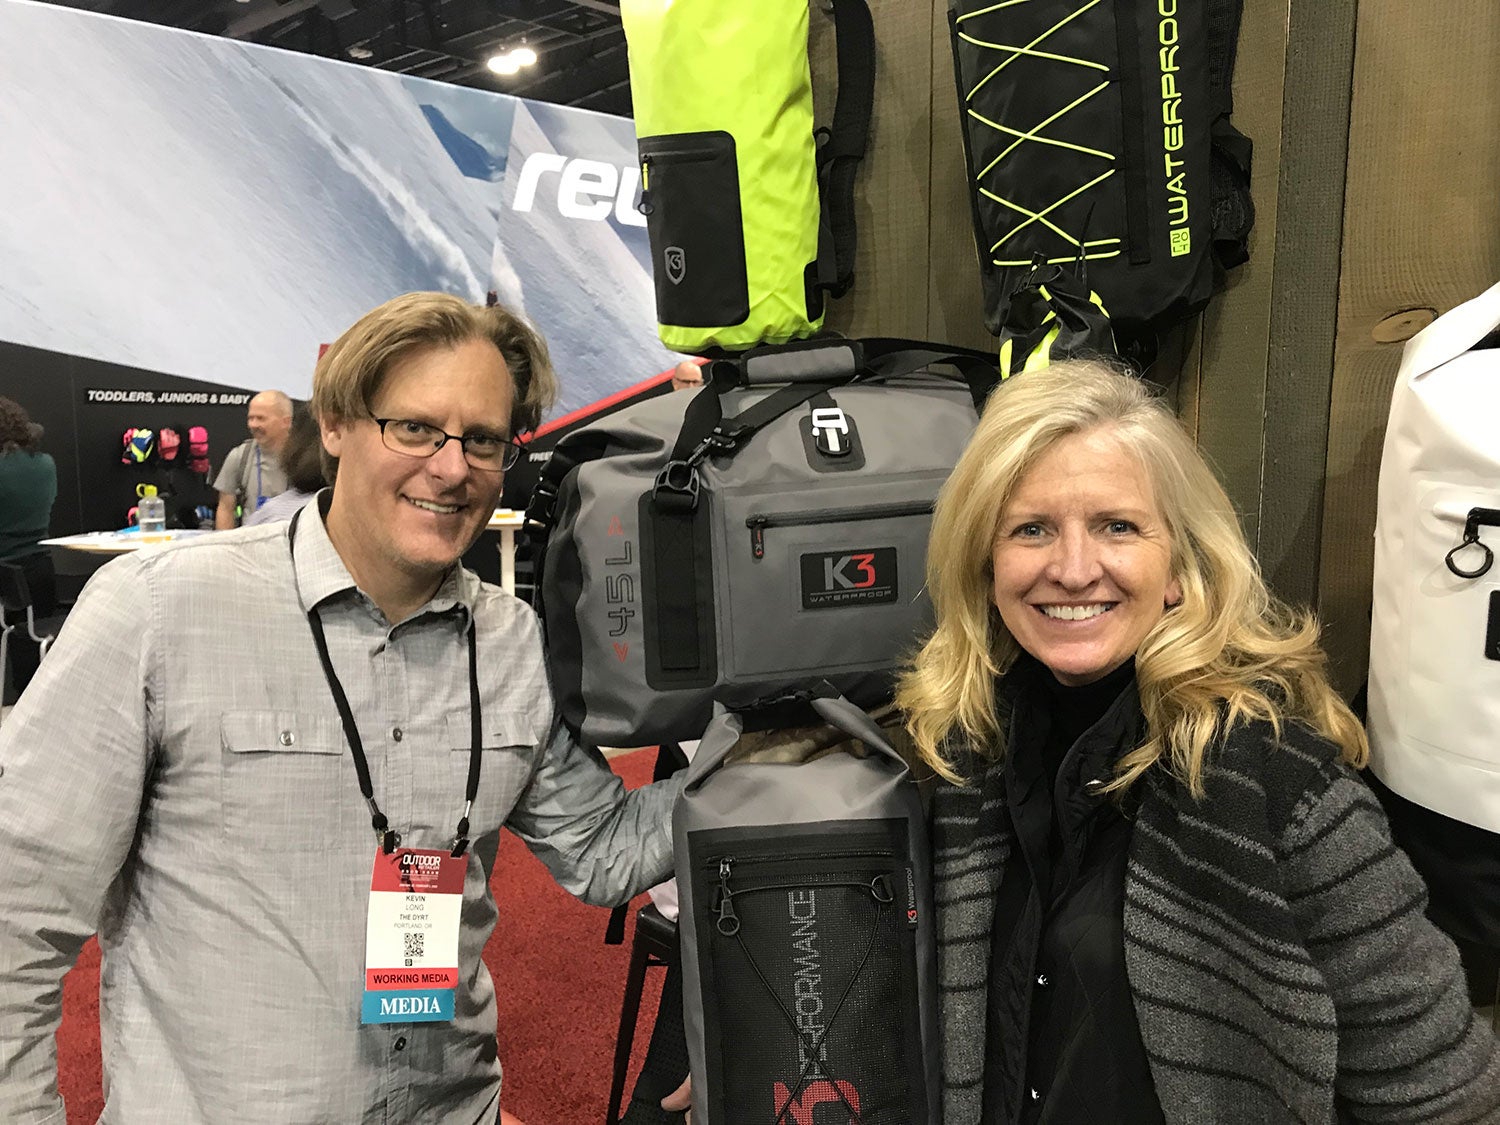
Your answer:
[956,0,1122,268]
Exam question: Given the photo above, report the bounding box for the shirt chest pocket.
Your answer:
[425,709,537,842]
[220,710,352,844]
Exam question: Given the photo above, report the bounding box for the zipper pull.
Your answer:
[715,857,740,935]
[638,157,653,216]
[748,519,765,560]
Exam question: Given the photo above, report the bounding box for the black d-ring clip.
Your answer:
[1445,506,1500,579]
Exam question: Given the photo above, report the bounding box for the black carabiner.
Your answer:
[1445,506,1500,579]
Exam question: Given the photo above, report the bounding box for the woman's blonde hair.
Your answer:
[311,291,557,477]
[895,358,1366,794]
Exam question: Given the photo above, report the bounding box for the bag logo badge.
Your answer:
[809,407,851,457]
[772,1080,862,1124]
[800,548,898,608]
[664,246,686,285]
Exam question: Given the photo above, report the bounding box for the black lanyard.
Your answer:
[290,508,483,857]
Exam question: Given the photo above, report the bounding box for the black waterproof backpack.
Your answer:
[949,0,1253,362]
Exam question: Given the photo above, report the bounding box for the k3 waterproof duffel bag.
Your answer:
[525,338,997,747]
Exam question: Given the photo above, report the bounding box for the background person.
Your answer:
[668,359,703,393]
[0,292,682,1124]
[0,396,58,701]
[243,404,326,526]
[214,388,293,527]
[897,360,1500,1122]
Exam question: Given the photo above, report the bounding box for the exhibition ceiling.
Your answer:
[30,0,631,114]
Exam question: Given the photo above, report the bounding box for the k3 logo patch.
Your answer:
[800,548,897,609]
[664,246,686,285]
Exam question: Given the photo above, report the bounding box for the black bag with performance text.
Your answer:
[949,0,1253,361]
[674,689,939,1125]
[526,338,996,747]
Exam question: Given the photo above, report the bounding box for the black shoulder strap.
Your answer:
[1204,0,1254,271]
[1204,0,1243,121]
[522,431,609,538]
[811,0,876,305]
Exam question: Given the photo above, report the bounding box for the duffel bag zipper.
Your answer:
[710,853,900,936]
[746,500,936,560]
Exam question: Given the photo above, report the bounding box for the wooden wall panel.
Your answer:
[1186,0,1293,549]
[925,0,992,352]
[810,0,990,347]
[1316,3,1500,696]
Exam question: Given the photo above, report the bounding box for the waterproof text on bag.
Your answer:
[948,0,1253,361]
[621,0,874,354]
[674,691,939,1124]
[527,339,996,747]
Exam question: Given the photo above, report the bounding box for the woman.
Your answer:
[0,396,58,700]
[0,397,55,564]
[897,359,1500,1122]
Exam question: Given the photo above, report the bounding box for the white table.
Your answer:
[487,509,526,595]
[40,529,212,555]
[43,519,528,592]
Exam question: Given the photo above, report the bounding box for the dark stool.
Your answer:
[607,903,678,1125]
[1,556,64,710]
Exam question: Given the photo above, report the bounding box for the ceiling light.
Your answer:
[348,44,374,59]
[511,45,537,66]
[486,53,521,76]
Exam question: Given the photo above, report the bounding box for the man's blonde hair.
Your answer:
[311,292,557,468]
[895,358,1366,794]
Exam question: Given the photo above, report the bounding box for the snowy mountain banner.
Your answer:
[0,0,676,425]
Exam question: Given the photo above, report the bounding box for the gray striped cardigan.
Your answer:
[931,714,1500,1123]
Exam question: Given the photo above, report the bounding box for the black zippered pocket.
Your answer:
[746,500,937,560]
[638,131,749,328]
[690,824,926,1124]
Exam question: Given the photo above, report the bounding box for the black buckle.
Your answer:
[523,479,559,531]
[652,460,701,512]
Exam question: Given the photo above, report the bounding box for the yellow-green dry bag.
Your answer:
[621,0,874,355]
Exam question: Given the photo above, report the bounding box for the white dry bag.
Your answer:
[1368,279,1500,832]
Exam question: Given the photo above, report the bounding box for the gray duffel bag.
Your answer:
[527,337,996,746]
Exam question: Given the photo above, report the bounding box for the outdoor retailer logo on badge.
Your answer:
[664,246,686,285]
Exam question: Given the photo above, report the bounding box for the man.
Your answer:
[213,389,293,527]
[668,359,704,393]
[0,292,679,1123]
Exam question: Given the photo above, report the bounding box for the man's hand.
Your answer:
[662,1076,691,1122]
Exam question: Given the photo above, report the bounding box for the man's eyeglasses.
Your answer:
[375,418,524,472]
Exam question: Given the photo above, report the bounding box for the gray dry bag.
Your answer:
[526,338,997,747]
[674,690,939,1124]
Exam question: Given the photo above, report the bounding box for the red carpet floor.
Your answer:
[57,748,664,1124]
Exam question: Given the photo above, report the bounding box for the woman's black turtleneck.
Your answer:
[980,657,1164,1124]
